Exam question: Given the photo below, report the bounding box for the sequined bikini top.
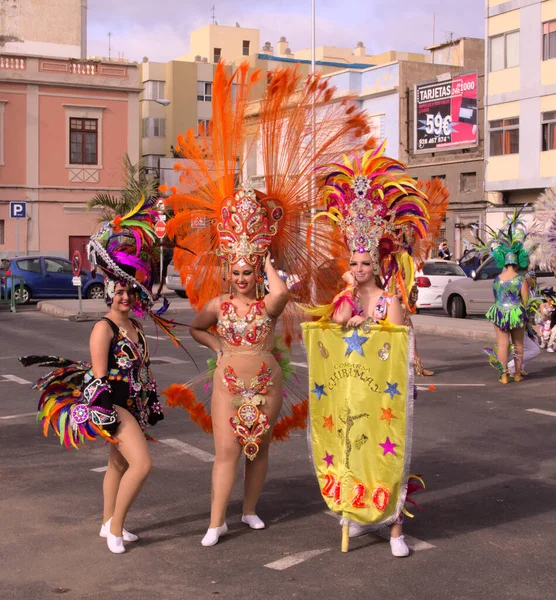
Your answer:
[216,300,273,346]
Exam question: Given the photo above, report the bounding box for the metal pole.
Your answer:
[310,0,317,302]
[160,243,164,290]
[16,219,20,255]
[78,281,83,317]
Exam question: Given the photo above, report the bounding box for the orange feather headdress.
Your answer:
[166,61,371,343]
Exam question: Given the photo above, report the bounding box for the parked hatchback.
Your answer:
[415,260,467,309]
[2,256,104,304]
[442,256,556,318]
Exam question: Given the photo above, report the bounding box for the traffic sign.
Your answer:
[72,251,82,276]
[156,198,165,212]
[72,276,82,287]
[10,202,26,218]
[155,220,166,239]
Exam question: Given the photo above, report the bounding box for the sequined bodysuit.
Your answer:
[486,275,527,331]
[214,297,283,439]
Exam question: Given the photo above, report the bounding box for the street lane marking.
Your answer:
[150,356,189,365]
[417,383,487,391]
[144,334,167,341]
[291,362,308,369]
[323,511,435,552]
[0,411,36,420]
[526,408,556,418]
[0,374,32,385]
[159,438,215,462]
[264,548,331,570]
[91,466,108,472]
[416,473,514,505]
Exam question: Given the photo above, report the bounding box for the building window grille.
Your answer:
[242,40,250,56]
[543,20,556,61]
[460,172,477,192]
[142,117,166,138]
[144,80,165,100]
[542,111,556,151]
[70,118,98,165]
[0,219,4,245]
[489,30,519,72]
[213,48,221,63]
[197,81,212,102]
[432,174,446,181]
[489,118,519,156]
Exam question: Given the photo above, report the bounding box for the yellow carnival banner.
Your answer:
[301,321,414,528]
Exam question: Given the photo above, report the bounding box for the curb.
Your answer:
[413,323,494,342]
[37,301,193,321]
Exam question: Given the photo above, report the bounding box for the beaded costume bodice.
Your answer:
[216,300,273,348]
[492,275,524,308]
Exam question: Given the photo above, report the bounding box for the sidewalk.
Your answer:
[35,297,494,341]
[36,295,192,321]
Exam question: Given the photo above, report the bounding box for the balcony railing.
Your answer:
[0,56,26,70]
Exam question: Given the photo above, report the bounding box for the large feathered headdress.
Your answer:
[313,142,430,284]
[529,186,556,272]
[166,61,371,343]
[472,207,530,269]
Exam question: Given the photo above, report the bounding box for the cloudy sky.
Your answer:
[87,0,485,63]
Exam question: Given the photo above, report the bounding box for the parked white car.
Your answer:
[442,256,556,318]
[415,259,467,309]
[165,263,187,298]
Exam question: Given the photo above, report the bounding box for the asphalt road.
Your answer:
[1,306,555,600]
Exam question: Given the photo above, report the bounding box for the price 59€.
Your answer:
[425,113,452,136]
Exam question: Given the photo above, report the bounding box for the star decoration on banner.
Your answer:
[379,437,397,456]
[384,381,401,400]
[311,382,327,400]
[323,451,335,467]
[322,414,334,432]
[380,407,397,425]
[343,329,368,356]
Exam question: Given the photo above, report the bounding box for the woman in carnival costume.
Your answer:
[20,197,183,554]
[302,143,430,557]
[162,61,370,546]
[474,210,530,384]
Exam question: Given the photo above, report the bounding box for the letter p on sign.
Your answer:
[10,202,27,218]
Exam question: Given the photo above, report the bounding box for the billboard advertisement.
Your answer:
[414,72,478,153]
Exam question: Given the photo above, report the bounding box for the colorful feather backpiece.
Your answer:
[412,178,450,270]
[19,356,115,449]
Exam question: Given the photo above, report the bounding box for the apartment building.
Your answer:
[143,23,428,181]
[485,0,556,229]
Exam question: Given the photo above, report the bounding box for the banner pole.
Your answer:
[341,522,349,552]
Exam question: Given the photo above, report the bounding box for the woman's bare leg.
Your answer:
[495,327,511,371]
[209,397,242,528]
[243,391,282,516]
[511,326,525,375]
[109,407,152,536]
[103,444,129,524]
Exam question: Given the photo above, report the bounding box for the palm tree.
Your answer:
[87,154,159,222]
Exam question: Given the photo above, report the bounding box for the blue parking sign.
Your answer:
[10,202,26,218]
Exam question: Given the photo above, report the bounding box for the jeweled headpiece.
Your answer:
[88,195,158,313]
[217,185,282,267]
[316,141,429,283]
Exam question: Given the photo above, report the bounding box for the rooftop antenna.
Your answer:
[445,31,454,63]
[211,5,216,25]
[108,31,112,60]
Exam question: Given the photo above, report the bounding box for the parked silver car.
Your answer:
[442,256,556,318]
[165,263,187,298]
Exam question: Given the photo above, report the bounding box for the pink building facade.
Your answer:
[0,55,140,260]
